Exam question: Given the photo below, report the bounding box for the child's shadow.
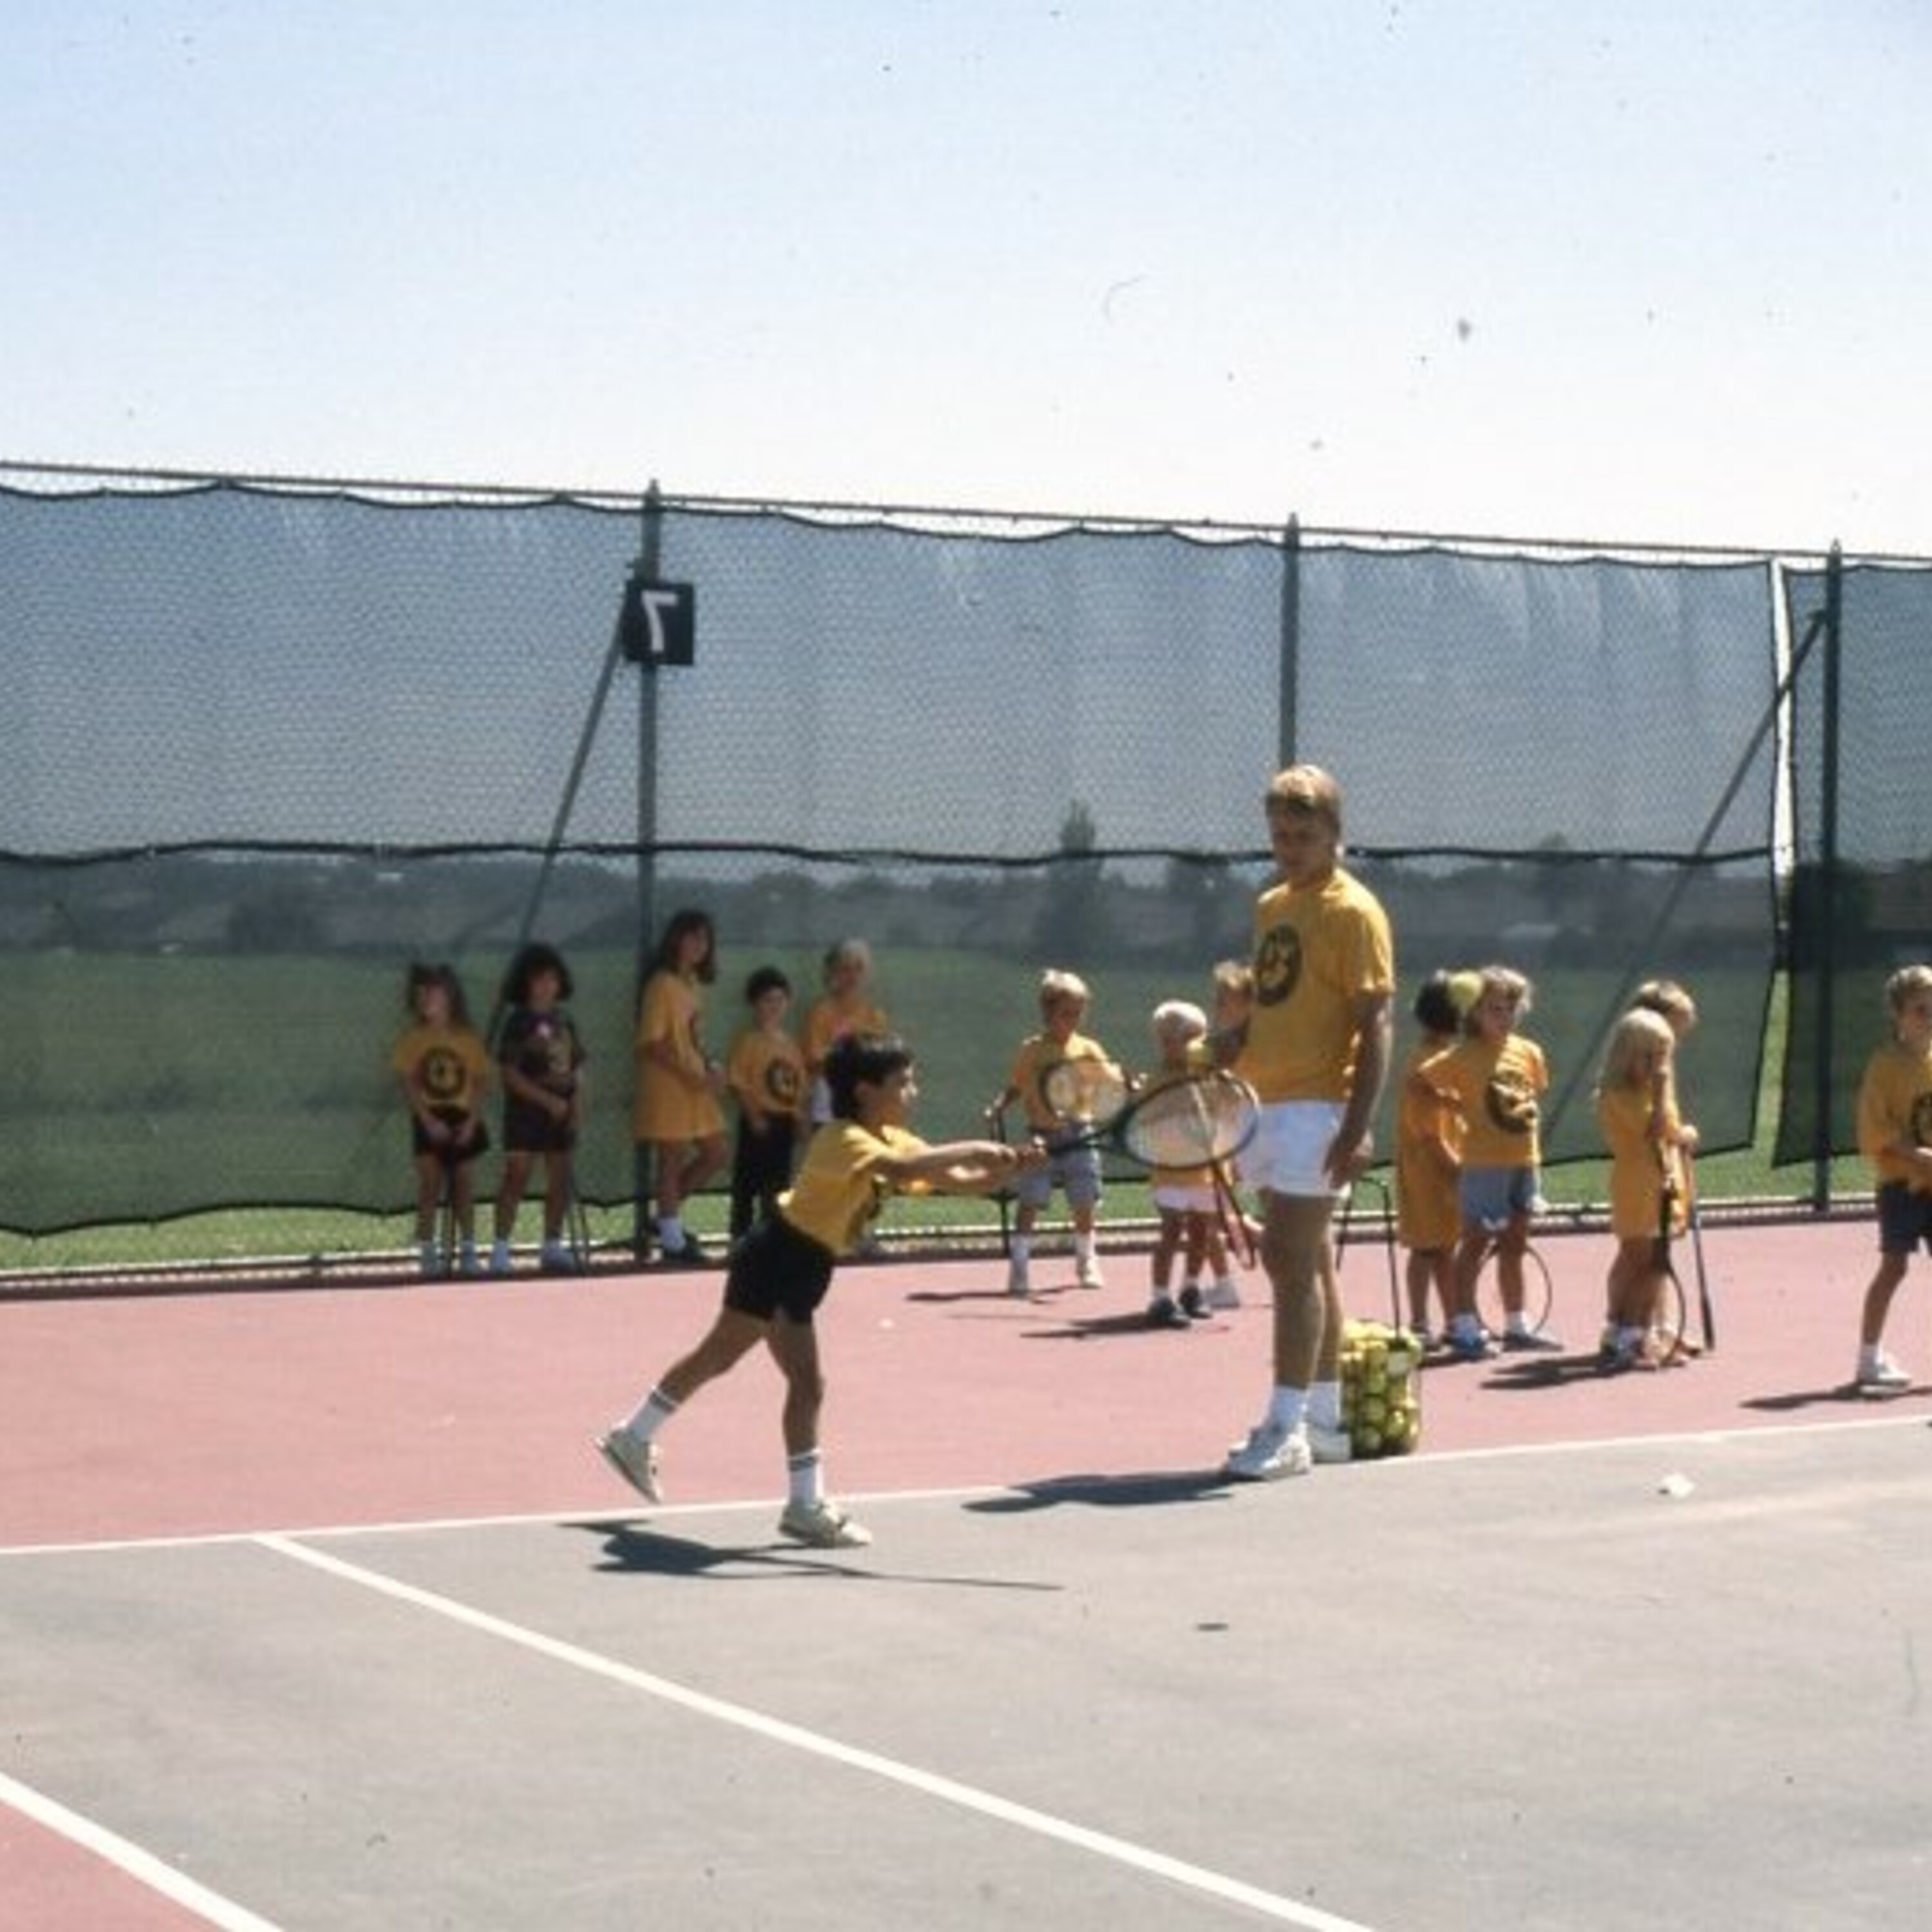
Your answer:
[964,1469,1235,1513]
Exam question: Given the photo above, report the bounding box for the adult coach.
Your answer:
[1219,764,1395,1480]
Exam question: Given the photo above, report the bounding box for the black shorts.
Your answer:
[1876,1180,1932,1255]
[723,1212,837,1324]
[412,1106,490,1163]
[504,1099,576,1156]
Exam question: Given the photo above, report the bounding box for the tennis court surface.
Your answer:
[5,1216,1928,1930]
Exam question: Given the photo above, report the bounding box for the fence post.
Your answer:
[631,483,665,1257]
[1811,542,1844,1212]
[1278,514,1302,764]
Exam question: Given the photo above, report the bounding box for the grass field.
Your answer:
[0,949,1873,1283]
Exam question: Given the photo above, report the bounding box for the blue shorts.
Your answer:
[1875,1181,1932,1255]
[1458,1165,1542,1234]
[1012,1135,1104,1211]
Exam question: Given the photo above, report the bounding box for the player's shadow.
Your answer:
[571,1520,1062,1592]
[963,1469,1235,1514]
[1475,1350,1621,1392]
[1741,1383,1923,1414]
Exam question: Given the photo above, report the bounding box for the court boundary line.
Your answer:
[4,1406,1926,1560]
[0,1767,289,1932]
[256,1530,1382,1932]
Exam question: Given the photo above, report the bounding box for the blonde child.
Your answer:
[392,961,491,1279]
[1395,971,1470,1344]
[1850,964,1932,1392]
[597,1034,1039,1548]
[1143,999,1241,1328]
[725,965,808,1240]
[633,909,729,1265]
[491,942,587,1276]
[988,969,1118,1296]
[1424,963,1555,1358]
[803,938,890,1128]
[1596,1007,1694,1372]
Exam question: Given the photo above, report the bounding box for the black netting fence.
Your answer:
[0,466,1906,1259]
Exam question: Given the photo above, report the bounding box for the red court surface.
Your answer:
[4,1217,1929,1930]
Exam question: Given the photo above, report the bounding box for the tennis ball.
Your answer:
[1448,969,1484,1016]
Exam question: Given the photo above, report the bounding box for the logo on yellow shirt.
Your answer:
[1255,922,1302,1007]
[1485,1072,1540,1137]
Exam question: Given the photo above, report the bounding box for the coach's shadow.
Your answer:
[1741,1383,1924,1414]
[965,1469,1235,1514]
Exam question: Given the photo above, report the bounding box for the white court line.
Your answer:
[3,1406,1926,1560]
[256,1530,1381,1932]
[0,1767,288,1932]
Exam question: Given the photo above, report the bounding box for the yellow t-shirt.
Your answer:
[1396,1041,1463,1250]
[726,1027,808,1123]
[1857,1041,1932,1193]
[1005,1029,1117,1133]
[1421,1034,1548,1170]
[802,994,891,1072]
[1244,867,1395,1104]
[781,1121,929,1255]
[391,1021,491,1115]
[1597,1083,1684,1240]
[632,969,725,1142]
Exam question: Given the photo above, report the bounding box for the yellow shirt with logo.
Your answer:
[1857,1041,1932,1194]
[392,1022,492,1115]
[727,1026,808,1123]
[632,969,725,1142]
[1244,867,1394,1104]
[1005,1029,1117,1133]
[1421,1034,1547,1170]
[781,1121,930,1255]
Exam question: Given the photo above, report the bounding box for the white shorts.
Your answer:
[1152,1182,1218,1215]
[1244,1100,1348,1200]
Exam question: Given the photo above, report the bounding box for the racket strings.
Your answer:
[1121,1077,1255,1168]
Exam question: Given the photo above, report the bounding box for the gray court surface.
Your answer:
[6,1417,1930,1931]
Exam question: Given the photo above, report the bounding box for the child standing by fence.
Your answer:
[1851,963,1932,1393]
[393,961,491,1279]
[1395,971,1470,1345]
[633,909,729,1266]
[491,942,586,1276]
[725,965,808,1240]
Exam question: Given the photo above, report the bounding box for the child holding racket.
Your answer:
[803,938,891,1127]
[596,1032,1037,1548]
[1596,1007,1694,1371]
[988,968,1120,1296]
[1394,970,1471,1345]
[1424,963,1557,1359]
[1850,963,1932,1393]
[392,961,491,1278]
[490,942,587,1276]
[724,964,808,1240]
[1143,999,1242,1327]
[632,908,729,1265]
[1218,765,1394,1481]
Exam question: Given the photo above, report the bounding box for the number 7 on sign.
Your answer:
[621,578,697,666]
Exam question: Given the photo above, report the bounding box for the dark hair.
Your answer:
[1412,970,1461,1037]
[745,964,792,1004]
[405,960,473,1028]
[824,1032,912,1121]
[501,941,573,1007]
[651,907,717,983]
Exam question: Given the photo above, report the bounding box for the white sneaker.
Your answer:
[1006,1258,1031,1298]
[778,1499,873,1548]
[1075,1256,1104,1290]
[489,1238,512,1278]
[1307,1421,1354,1465]
[1223,1421,1312,1482]
[595,1426,662,1503]
[1856,1354,1911,1392]
[1204,1277,1242,1310]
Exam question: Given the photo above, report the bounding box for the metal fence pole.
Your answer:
[1811,543,1844,1211]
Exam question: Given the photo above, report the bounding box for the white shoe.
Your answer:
[1856,1354,1911,1392]
[1006,1258,1031,1298]
[1075,1256,1104,1290]
[1204,1277,1242,1310]
[1307,1421,1354,1465]
[1223,1421,1312,1482]
[778,1499,873,1548]
[595,1426,662,1503]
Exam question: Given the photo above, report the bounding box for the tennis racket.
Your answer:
[1207,1153,1257,1268]
[1646,1149,1693,1367]
[1685,1150,1716,1351]
[1039,1063,1260,1171]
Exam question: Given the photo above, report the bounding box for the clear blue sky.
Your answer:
[3,0,1926,554]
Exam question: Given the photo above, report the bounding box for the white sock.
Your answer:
[1263,1385,1309,1435]
[1307,1380,1343,1432]
[786,1448,824,1507]
[657,1215,685,1247]
[1074,1231,1097,1265]
[1010,1237,1031,1265]
[622,1387,679,1443]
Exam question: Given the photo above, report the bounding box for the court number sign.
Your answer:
[621,578,697,666]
